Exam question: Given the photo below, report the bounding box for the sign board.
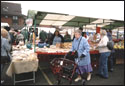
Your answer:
[26,18,33,27]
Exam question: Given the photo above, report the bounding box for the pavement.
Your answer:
[1,61,124,85]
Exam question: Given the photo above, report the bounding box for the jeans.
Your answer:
[1,63,10,81]
[1,64,4,80]
[109,51,115,70]
[98,52,110,78]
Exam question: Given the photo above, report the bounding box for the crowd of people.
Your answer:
[1,26,115,84]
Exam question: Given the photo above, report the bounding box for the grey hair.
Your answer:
[100,30,107,36]
[74,29,82,35]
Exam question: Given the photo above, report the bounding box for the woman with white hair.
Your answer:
[68,29,93,81]
[95,30,111,79]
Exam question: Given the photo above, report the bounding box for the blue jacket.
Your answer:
[107,32,112,41]
[1,36,11,57]
[71,36,91,66]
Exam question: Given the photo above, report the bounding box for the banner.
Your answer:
[96,27,100,33]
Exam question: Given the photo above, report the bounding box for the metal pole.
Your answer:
[14,74,15,85]
[110,22,111,30]
[117,27,119,39]
[85,24,86,32]
[33,71,35,83]
[96,24,97,33]
[34,18,36,53]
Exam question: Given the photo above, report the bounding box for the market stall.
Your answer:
[25,10,124,69]
[6,45,39,85]
[35,42,100,69]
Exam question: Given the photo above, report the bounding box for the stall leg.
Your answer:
[33,71,35,84]
[13,74,15,85]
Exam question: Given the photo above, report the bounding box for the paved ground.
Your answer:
[2,61,124,85]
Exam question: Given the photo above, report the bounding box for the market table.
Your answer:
[6,59,39,85]
[36,50,99,55]
[36,49,99,69]
[6,45,39,85]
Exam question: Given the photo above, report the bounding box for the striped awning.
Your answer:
[27,10,124,29]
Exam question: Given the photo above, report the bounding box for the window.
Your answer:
[5,16,8,18]
[13,16,18,20]
[13,16,18,25]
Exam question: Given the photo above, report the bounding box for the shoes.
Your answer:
[87,73,91,81]
[1,80,4,84]
[74,76,82,82]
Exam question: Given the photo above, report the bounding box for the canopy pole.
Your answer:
[117,27,119,39]
[110,22,111,30]
[96,24,97,33]
[85,24,86,32]
[34,18,36,53]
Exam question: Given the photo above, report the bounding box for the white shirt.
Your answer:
[97,35,111,53]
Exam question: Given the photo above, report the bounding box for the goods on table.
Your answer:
[18,41,24,46]
[36,47,70,53]
[114,40,124,49]
[50,45,57,49]
[89,41,98,50]
[61,42,72,49]
[12,51,37,62]
[12,45,38,62]
[12,45,27,51]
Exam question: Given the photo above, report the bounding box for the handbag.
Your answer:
[107,40,114,50]
[73,37,82,58]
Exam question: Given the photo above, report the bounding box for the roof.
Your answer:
[1,2,24,16]
[27,10,124,30]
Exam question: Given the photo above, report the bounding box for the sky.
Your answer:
[2,1,124,21]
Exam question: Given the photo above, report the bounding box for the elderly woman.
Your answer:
[95,30,111,79]
[69,30,93,81]
[1,28,11,84]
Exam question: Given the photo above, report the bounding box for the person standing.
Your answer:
[95,30,111,79]
[15,30,24,45]
[107,29,115,72]
[39,30,47,43]
[68,30,93,81]
[50,30,64,45]
[64,31,71,42]
[1,28,11,84]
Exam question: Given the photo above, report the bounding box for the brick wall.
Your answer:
[1,16,12,25]
[1,16,24,26]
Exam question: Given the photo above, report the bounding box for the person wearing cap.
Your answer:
[95,30,111,79]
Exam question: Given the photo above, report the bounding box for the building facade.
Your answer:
[1,2,26,30]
